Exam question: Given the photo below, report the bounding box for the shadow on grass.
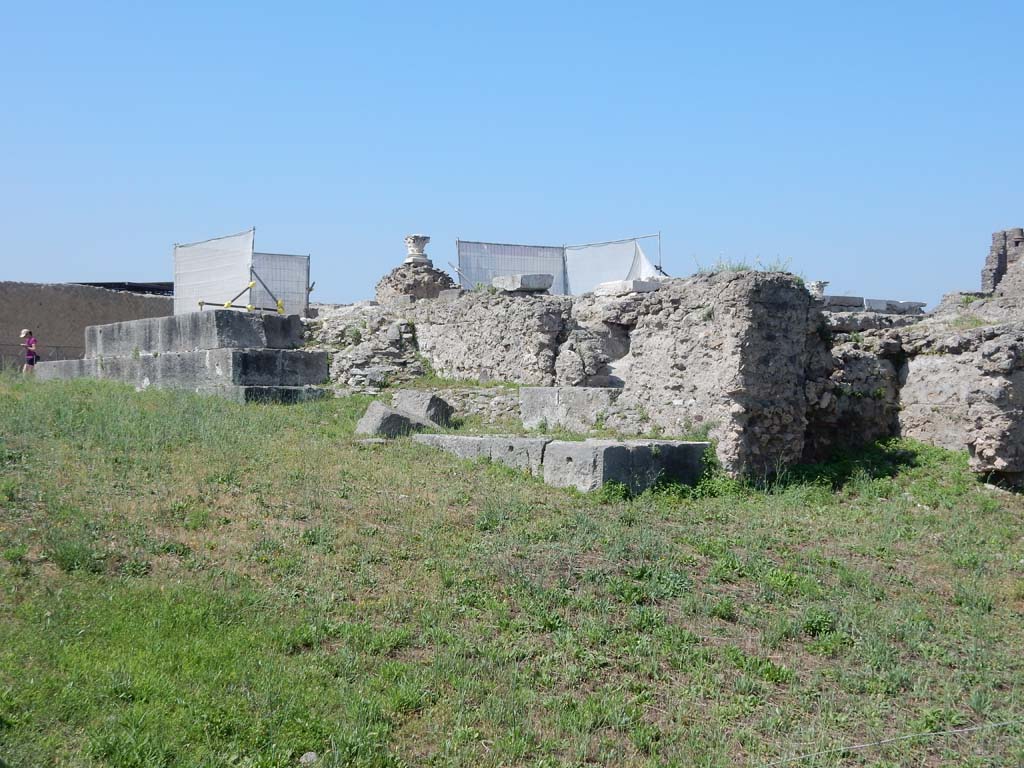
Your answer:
[775,440,922,491]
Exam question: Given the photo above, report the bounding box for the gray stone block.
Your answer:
[392,390,454,426]
[520,386,620,432]
[412,434,551,475]
[85,310,303,358]
[355,401,432,438]
[592,279,663,296]
[492,274,554,292]
[542,439,708,493]
[36,349,328,390]
[436,289,467,301]
[821,295,865,309]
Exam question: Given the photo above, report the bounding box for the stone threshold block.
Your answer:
[542,439,708,493]
[36,348,328,390]
[593,279,664,296]
[520,386,621,432]
[412,434,552,476]
[492,274,554,292]
[86,310,305,358]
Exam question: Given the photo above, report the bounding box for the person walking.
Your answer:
[20,329,38,375]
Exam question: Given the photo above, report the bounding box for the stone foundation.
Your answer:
[36,310,328,403]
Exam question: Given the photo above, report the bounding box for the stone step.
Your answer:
[36,348,328,390]
[85,310,304,358]
[412,434,550,476]
[412,433,708,493]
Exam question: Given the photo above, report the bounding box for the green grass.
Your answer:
[1,377,1023,766]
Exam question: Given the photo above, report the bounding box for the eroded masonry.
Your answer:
[35,228,1024,484]
[312,230,1024,483]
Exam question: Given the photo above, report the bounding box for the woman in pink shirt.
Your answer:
[19,329,38,375]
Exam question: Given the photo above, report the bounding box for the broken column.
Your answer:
[375,234,455,303]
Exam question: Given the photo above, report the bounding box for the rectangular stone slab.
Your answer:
[542,439,708,493]
[491,274,554,292]
[36,348,328,390]
[85,310,304,358]
[412,434,551,475]
[520,386,620,432]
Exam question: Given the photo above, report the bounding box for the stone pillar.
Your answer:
[403,234,432,266]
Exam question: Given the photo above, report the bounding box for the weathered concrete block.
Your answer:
[593,279,663,296]
[542,439,707,493]
[492,274,554,292]
[412,434,551,475]
[85,310,303,358]
[355,401,432,438]
[392,390,454,426]
[520,386,619,432]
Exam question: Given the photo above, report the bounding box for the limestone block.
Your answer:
[491,274,554,292]
[821,295,864,309]
[392,390,455,426]
[85,310,303,358]
[436,289,467,301]
[412,434,551,475]
[355,401,432,438]
[36,348,327,389]
[542,439,707,493]
[520,386,619,432]
[592,280,663,297]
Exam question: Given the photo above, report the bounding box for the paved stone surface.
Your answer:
[355,401,432,438]
[492,274,554,292]
[520,386,620,432]
[542,439,708,493]
[392,389,454,426]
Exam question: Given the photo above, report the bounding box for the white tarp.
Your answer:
[566,240,644,294]
[625,242,662,281]
[173,229,254,315]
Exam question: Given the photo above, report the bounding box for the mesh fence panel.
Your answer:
[252,252,309,316]
[173,229,253,315]
[457,241,567,294]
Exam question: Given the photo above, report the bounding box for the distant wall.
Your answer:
[0,282,172,365]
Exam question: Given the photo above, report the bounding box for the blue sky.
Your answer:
[2,1,1022,305]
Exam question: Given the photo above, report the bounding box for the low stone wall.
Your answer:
[0,281,171,364]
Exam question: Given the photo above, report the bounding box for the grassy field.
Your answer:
[1,376,1022,767]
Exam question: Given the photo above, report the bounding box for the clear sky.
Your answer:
[3,1,1022,305]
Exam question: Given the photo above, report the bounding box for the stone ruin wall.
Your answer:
[312,227,1024,482]
[982,228,1024,295]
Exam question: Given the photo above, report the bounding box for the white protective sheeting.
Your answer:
[625,242,663,281]
[565,240,641,295]
[252,252,309,316]
[173,229,254,315]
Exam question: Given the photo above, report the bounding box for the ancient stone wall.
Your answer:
[982,228,1024,295]
[409,292,573,385]
[610,273,814,476]
[0,281,171,365]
